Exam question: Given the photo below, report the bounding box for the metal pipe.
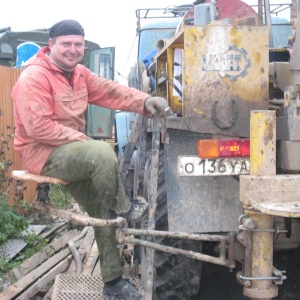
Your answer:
[219,240,227,262]
[264,0,274,48]
[243,111,278,300]
[125,236,235,268]
[249,111,276,176]
[258,0,263,26]
[68,226,89,275]
[144,119,161,300]
[161,70,182,97]
[227,232,237,269]
[120,228,229,242]
[244,210,277,299]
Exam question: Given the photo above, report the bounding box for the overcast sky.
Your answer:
[1,0,188,84]
[0,0,291,85]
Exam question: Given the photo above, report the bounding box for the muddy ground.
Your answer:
[193,248,300,300]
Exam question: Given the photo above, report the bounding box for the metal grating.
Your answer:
[52,274,142,300]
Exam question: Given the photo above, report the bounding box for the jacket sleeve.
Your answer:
[83,68,150,113]
[12,71,87,146]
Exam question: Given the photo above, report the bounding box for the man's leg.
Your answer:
[41,140,130,212]
[41,140,129,281]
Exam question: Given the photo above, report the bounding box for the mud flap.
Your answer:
[164,129,243,233]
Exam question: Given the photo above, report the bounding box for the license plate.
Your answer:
[178,156,250,176]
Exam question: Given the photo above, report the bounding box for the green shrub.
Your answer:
[0,201,29,245]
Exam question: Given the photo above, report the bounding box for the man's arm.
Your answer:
[85,71,169,117]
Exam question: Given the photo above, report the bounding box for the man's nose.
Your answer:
[69,45,77,53]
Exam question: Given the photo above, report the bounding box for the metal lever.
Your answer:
[161,71,182,97]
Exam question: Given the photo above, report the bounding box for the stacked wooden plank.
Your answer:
[0,225,47,265]
[0,202,144,300]
[0,223,99,300]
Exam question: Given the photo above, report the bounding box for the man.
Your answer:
[11,19,168,299]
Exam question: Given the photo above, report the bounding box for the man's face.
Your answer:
[48,35,85,71]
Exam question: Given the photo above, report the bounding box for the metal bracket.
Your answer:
[239,267,287,285]
[238,224,288,236]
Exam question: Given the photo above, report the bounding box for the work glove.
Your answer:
[144,97,169,116]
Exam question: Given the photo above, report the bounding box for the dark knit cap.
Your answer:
[48,20,85,38]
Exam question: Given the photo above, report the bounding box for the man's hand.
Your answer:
[144,97,169,116]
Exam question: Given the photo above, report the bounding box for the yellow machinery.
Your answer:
[119,1,300,299]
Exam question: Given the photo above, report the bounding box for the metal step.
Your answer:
[52,274,142,300]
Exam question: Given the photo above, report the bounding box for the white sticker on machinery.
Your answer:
[178,156,250,176]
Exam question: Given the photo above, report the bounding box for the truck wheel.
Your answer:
[141,149,202,299]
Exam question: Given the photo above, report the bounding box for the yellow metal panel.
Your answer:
[183,23,269,125]
[166,46,183,114]
[155,30,184,114]
[250,110,276,176]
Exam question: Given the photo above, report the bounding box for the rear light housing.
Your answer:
[197,139,250,159]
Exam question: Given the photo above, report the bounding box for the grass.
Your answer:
[49,184,75,210]
[0,200,29,245]
[0,206,35,272]
[0,184,75,279]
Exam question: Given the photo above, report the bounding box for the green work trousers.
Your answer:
[41,140,130,282]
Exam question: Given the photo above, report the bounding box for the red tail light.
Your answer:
[197,139,250,159]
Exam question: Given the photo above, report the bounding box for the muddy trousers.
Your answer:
[41,140,131,282]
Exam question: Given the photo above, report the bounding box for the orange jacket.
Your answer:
[11,47,149,174]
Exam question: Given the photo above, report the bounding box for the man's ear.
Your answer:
[48,38,54,48]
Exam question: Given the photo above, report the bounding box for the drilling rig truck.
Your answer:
[116,0,300,299]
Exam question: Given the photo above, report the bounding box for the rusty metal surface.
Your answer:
[120,227,229,242]
[119,228,238,269]
[164,129,243,233]
[143,119,161,300]
[165,116,251,137]
[241,111,278,299]
[242,212,278,299]
[250,111,276,177]
[52,274,142,300]
[125,236,234,268]
[241,111,300,217]
[182,24,269,135]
